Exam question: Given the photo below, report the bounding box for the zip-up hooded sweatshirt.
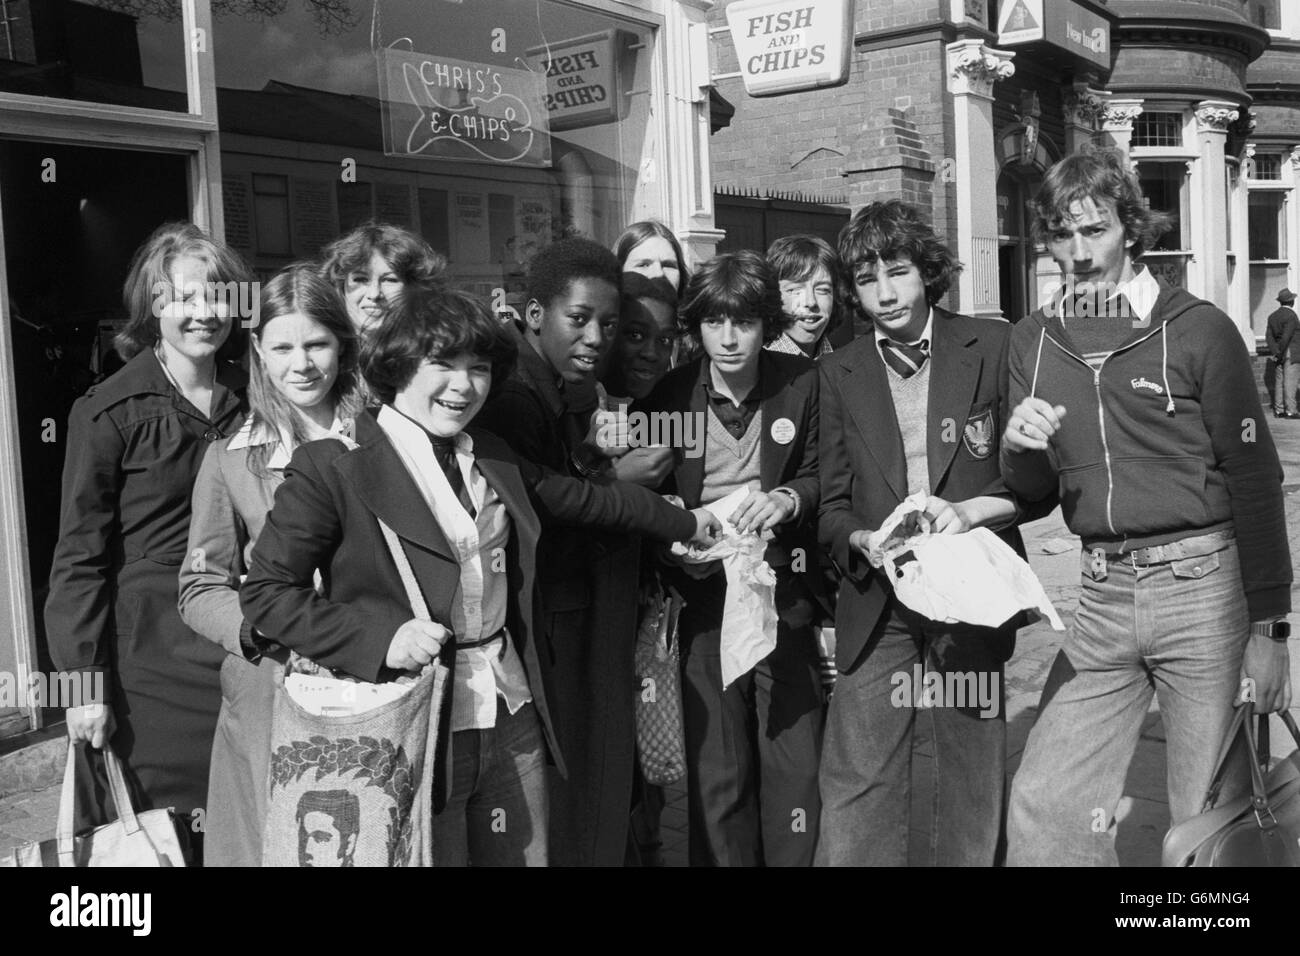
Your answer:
[1000,279,1291,621]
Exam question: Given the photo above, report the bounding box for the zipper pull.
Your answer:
[1093,367,1101,386]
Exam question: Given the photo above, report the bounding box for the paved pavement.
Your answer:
[4,420,1300,866]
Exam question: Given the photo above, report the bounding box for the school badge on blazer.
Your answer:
[963,408,995,460]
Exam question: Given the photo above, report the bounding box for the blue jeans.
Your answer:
[815,602,1009,866]
[1007,540,1249,867]
[432,700,549,866]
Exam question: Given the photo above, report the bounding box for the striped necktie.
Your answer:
[880,338,930,379]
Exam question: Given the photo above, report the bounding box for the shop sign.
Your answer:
[724,0,853,97]
[526,31,623,132]
[997,0,1044,44]
[998,0,1110,70]
[377,47,551,168]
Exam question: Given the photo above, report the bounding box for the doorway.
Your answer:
[0,140,189,732]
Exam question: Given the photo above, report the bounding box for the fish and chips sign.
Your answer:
[378,47,551,167]
[724,0,853,97]
[527,31,625,131]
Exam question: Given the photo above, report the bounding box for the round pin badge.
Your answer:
[771,417,796,445]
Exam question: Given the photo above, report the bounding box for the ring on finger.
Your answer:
[1018,422,1029,434]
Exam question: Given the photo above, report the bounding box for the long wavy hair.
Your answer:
[1030,144,1173,257]
[116,221,253,361]
[246,264,363,477]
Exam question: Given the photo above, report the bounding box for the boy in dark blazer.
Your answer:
[640,250,825,867]
[816,200,1042,866]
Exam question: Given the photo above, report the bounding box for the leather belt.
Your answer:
[454,626,509,660]
[1092,529,1234,570]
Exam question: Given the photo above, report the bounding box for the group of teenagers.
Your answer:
[48,144,1293,868]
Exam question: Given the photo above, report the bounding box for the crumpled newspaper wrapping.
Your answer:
[866,493,1064,631]
[669,486,779,688]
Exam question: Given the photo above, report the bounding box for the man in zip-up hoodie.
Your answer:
[1000,146,1293,866]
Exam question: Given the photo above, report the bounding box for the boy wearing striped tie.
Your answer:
[816,200,1040,865]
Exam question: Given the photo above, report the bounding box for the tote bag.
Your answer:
[261,518,449,867]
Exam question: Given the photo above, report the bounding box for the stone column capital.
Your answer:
[946,39,1015,99]
[1194,100,1239,134]
[1101,98,1144,132]
[1063,84,1111,130]
[1290,146,1300,169]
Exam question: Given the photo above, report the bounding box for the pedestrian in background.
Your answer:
[1266,287,1299,419]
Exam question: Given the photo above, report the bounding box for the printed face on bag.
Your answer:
[156,253,233,362]
[779,266,834,347]
[396,352,492,438]
[255,311,340,411]
[297,790,360,867]
[700,314,763,375]
[852,257,928,343]
[528,277,621,384]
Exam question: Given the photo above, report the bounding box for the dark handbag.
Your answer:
[1162,703,1300,867]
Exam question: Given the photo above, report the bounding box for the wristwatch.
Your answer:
[1250,620,1292,642]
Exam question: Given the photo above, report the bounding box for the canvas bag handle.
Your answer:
[57,744,142,866]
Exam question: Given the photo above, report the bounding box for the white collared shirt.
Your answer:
[375,405,531,731]
[874,309,936,371]
[1111,265,1159,325]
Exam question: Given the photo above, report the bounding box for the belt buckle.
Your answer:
[1127,548,1152,570]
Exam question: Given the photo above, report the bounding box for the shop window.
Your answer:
[212,0,657,292]
[1132,112,1184,149]
[252,173,291,256]
[1249,191,1287,260]
[418,188,450,260]
[1249,154,1282,181]
[1137,162,1189,251]
[337,181,373,236]
[0,0,189,111]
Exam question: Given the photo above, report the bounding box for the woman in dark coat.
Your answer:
[46,222,251,862]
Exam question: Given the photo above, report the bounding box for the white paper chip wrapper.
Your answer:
[669,486,779,688]
[866,493,1064,631]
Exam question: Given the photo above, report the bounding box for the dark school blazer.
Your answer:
[819,308,1051,674]
[240,408,703,804]
[638,348,824,605]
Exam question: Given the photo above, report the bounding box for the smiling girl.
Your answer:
[179,264,361,866]
[320,221,447,337]
[46,222,252,864]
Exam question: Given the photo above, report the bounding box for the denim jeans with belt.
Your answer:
[432,699,550,866]
[1007,537,1249,867]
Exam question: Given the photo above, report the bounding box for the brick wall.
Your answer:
[709,1,954,219]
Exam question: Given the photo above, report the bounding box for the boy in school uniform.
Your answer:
[816,200,1042,866]
[640,250,825,867]
[475,237,718,867]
